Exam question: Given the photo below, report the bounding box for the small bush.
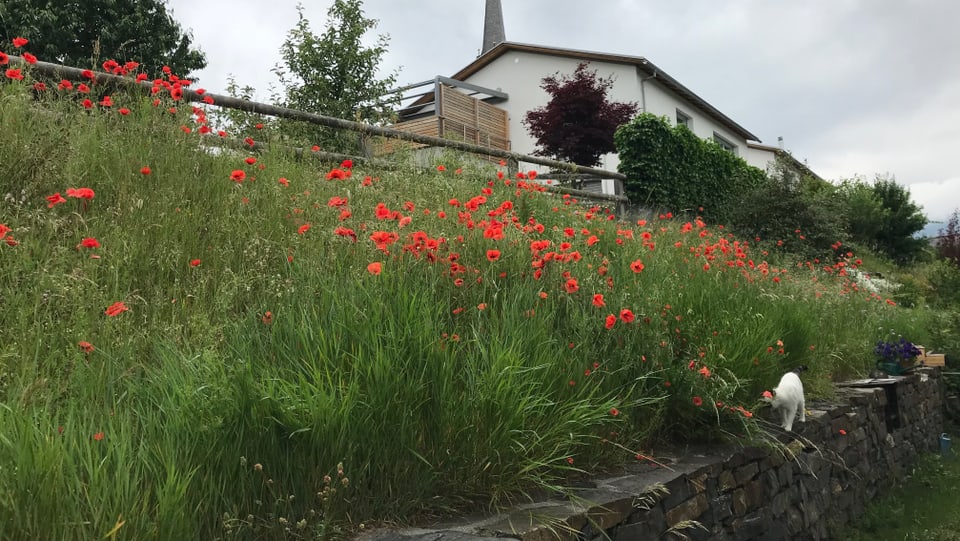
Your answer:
[927,259,960,308]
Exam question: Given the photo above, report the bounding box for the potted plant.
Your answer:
[875,337,922,375]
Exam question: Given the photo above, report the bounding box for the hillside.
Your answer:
[0,65,933,540]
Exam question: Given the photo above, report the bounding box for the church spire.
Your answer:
[481,0,505,55]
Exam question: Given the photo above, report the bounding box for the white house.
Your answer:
[452,41,769,173]
[391,1,815,194]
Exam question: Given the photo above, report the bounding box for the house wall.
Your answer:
[461,51,637,174]
[460,51,759,185]
[640,78,748,160]
[744,145,778,173]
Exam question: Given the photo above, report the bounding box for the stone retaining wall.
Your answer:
[365,371,944,541]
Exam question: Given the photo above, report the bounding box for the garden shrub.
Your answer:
[726,163,848,260]
[927,259,960,308]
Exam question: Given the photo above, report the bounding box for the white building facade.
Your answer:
[449,42,783,193]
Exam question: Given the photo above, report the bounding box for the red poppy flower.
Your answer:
[486,249,501,262]
[604,314,616,330]
[244,157,257,165]
[334,227,357,242]
[79,237,100,249]
[528,170,538,179]
[12,37,28,48]
[93,431,104,441]
[230,170,246,182]
[592,294,605,307]
[609,407,620,416]
[326,168,347,180]
[46,192,66,208]
[370,231,399,250]
[297,223,311,235]
[630,260,645,273]
[564,278,579,294]
[81,98,93,109]
[189,259,201,267]
[278,177,289,187]
[22,52,37,65]
[619,309,635,323]
[341,159,353,169]
[0,52,7,65]
[0,224,9,238]
[140,166,151,175]
[367,262,382,275]
[436,165,446,172]
[78,341,95,354]
[692,396,703,407]
[119,108,130,116]
[66,188,95,201]
[104,301,129,317]
[5,68,24,81]
[311,145,320,152]
[262,311,273,325]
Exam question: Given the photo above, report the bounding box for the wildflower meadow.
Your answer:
[0,45,933,540]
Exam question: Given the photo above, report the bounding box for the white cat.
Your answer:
[762,366,807,431]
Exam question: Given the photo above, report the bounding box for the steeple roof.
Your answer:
[481,0,505,55]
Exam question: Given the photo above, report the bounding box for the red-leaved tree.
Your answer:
[937,208,960,264]
[523,63,639,167]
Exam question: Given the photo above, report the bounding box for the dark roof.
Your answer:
[451,41,761,143]
[481,0,506,55]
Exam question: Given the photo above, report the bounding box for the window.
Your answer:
[676,109,692,129]
[712,132,738,155]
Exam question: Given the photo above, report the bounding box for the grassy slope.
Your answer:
[834,452,960,540]
[0,75,934,540]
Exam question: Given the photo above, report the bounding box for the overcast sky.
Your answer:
[165,0,959,226]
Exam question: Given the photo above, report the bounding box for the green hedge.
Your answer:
[615,113,767,222]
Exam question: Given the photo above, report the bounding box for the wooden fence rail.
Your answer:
[7,54,630,206]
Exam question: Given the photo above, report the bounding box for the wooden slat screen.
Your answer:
[380,83,510,160]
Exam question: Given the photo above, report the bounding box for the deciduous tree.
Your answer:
[936,208,960,264]
[0,0,206,77]
[838,176,928,265]
[523,63,638,167]
[274,0,398,151]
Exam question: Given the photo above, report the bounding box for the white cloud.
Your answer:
[906,179,960,225]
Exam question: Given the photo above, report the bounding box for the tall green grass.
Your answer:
[0,67,933,540]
